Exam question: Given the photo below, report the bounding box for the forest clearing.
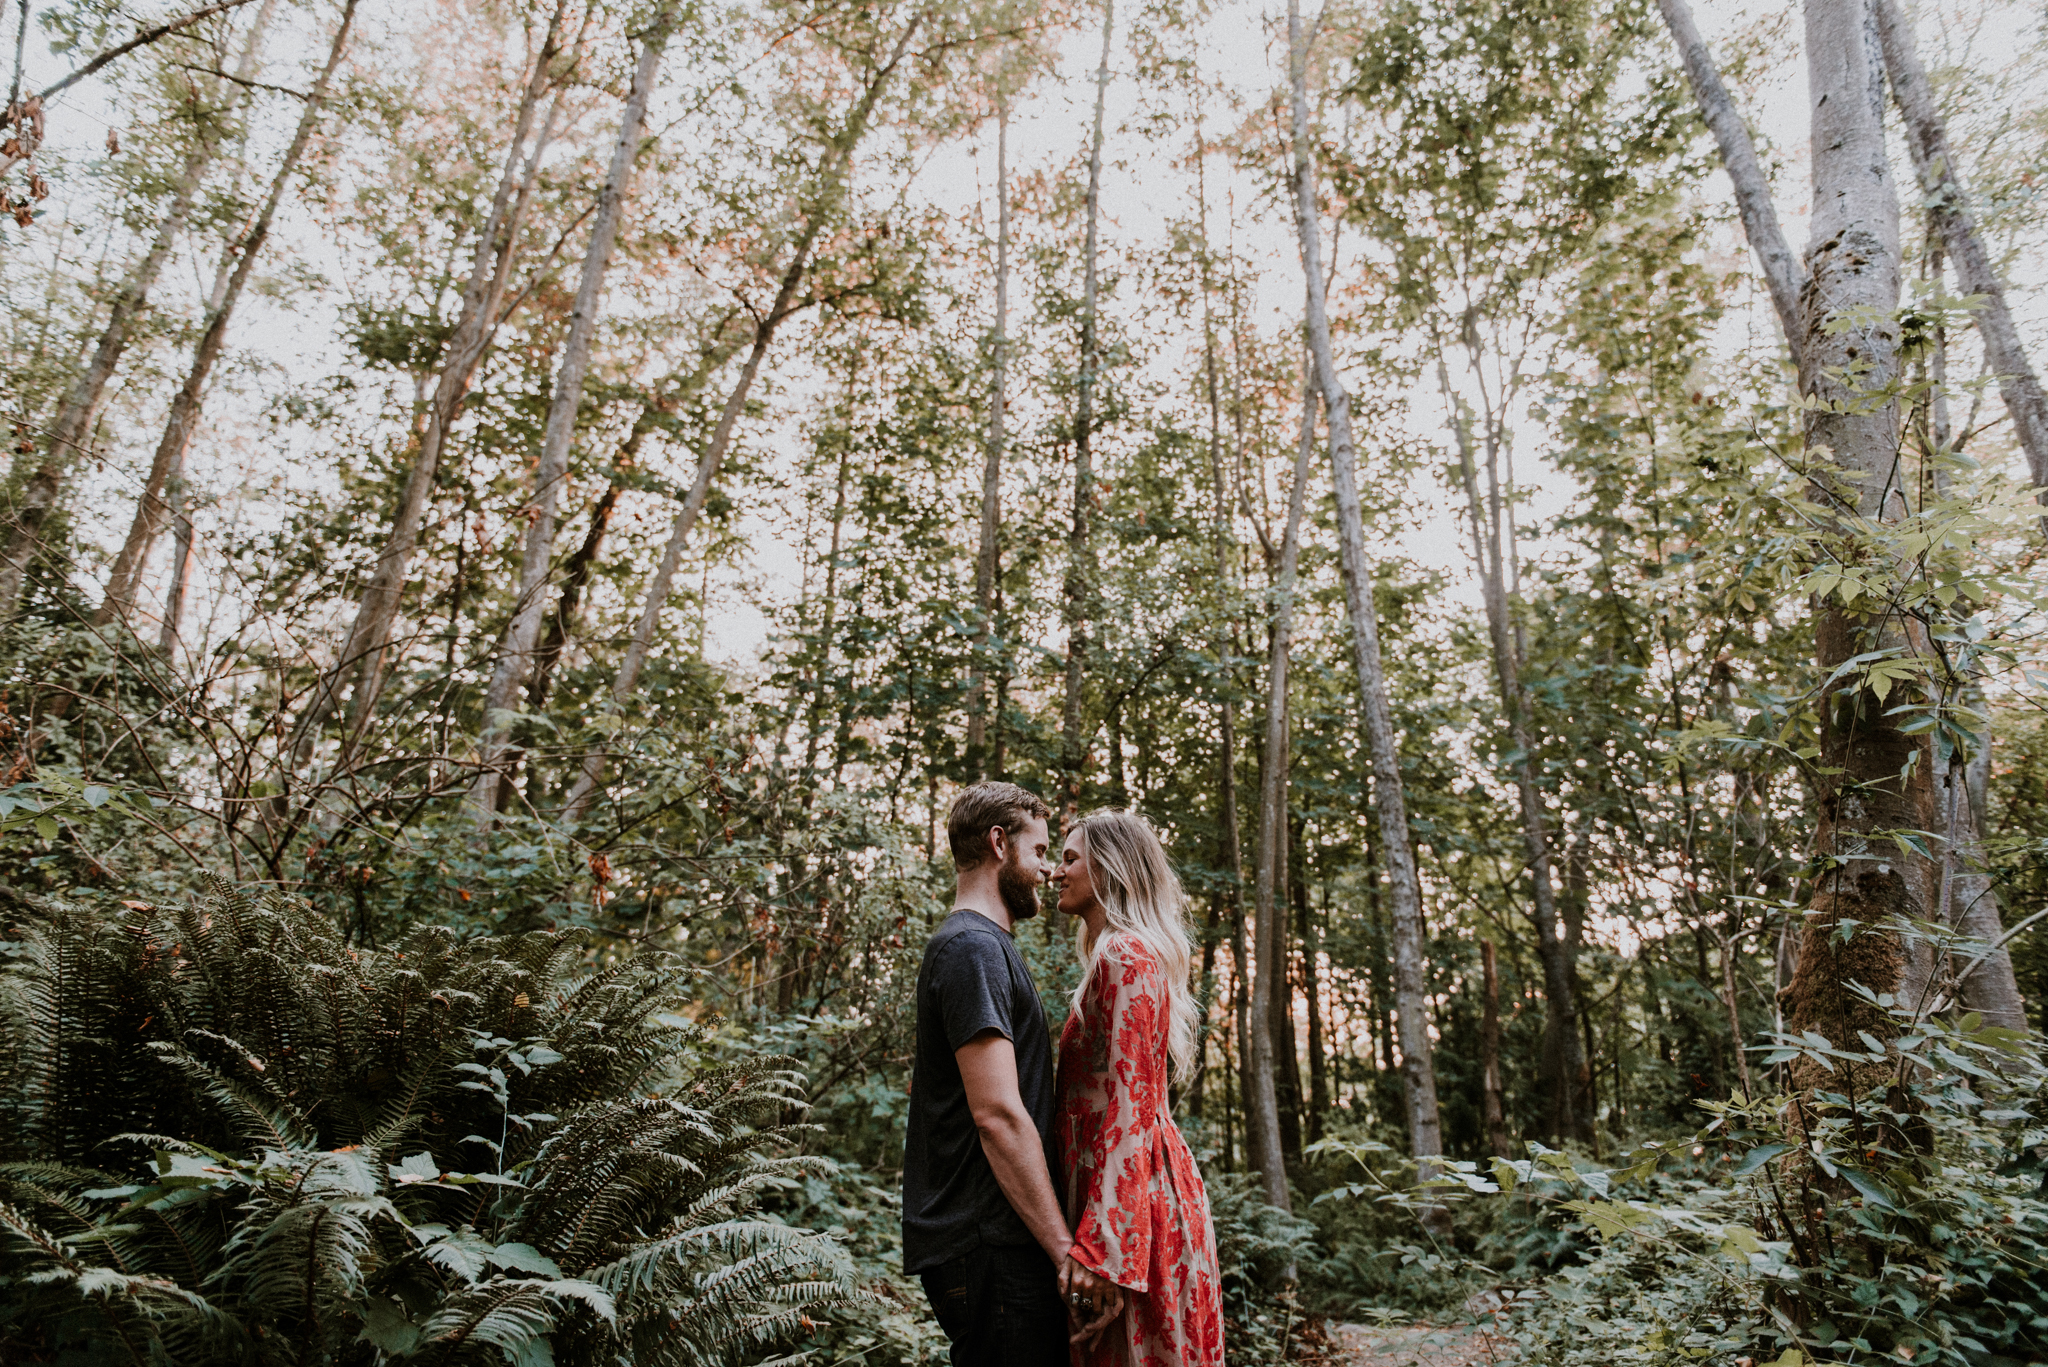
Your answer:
[1,0,2045,1362]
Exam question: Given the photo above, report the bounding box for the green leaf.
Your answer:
[1838,1167,1898,1213]
[357,1297,422,1352]
[390,1152,441,1184]
[489,1242,564,1277]
[34,815,58,842]
[1731,1143,1789,1178]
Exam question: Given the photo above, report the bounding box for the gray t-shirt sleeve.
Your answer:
[931,931,1016,1052]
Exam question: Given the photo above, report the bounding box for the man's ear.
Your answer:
[985,824,1009,865]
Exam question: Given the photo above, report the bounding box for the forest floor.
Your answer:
[1329,1320,1513,1367]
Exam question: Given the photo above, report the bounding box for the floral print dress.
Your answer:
[1054,933,1225,1367]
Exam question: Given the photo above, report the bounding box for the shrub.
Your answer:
[0,878,858,1365]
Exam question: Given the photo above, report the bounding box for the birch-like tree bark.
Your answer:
[1780,0,1935,1080]
[1873,0,2048,490]
[286,1,570,777]
[1059,0,1113,821]
[470,3,680,819]
[560,20,919,823]
[94,0,357,627]
[1655,0,1806,373]
[1245,380,1314,1212]
[1286,0,1445,1177]
[965,98,1008,773]
[0,0,278,622]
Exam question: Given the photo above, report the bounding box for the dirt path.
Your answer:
[1329,1321,1512,1367]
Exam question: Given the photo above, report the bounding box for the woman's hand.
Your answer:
[1057,1255,1124,1346]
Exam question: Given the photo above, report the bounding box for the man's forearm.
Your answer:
[978,1110,1072,1265]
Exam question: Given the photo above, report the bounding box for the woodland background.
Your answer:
[1,0,2046,1362]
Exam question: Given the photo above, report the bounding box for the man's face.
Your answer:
[995,815,1051,922]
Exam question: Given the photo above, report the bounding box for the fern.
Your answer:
[0,881,861,1364]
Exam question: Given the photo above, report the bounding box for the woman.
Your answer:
[1049,809,1225,1367]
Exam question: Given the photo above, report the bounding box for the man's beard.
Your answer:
[997,848,1041,923]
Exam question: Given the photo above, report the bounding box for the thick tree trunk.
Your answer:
[1942,755,2025,1029]
[0,0,278,622]
[1246,381,1313,1210]
[1060,0,1114,822]
[560,22,918,823]
[1480,939,1512,1158]
[94,0,357,627]
[1873,0,2048,490]
[1286,0,1445,1180]
[1781,0,1931,1083]
[1655,0,1806,373]
[288,3,569,775]
[966,100,1008,773]
[470,5,678,819]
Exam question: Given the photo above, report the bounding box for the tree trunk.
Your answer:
[1781,0,1930,1083]
[1060,0,1114,822]
[525,414,652,711]
[560,20,920,823]
[1246,379,1314,1212]
[288,6,569,776]
[1480,939,1512,1158]
[1873,0,2048,491]
[94,0,356,627]
[470,4,678,820]
[1286,0,1445,1182]
[1440,356,1591,1146]
[966,99,1008,774]
[1294,820,1328,1142]
[1655,0,1807,372]
[0,0,278,622]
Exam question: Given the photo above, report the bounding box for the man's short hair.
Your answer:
[947,781,1051,872]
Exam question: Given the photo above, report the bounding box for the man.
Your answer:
[903,781,1121,1367]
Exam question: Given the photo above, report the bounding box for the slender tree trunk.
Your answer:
[966,99,1008,773]
[1440,356,1591,1145]
[1247,380,1314,1211]
[288,8,569,776]
[1656,0,1807,372]
[526,413,653,711]
[1195,96,1247,1147]
[1060,0,1114,821]
[0,0,278,622]
[1294,821,1328,1142]
[1480,939,1512,1158]
[471,4,678,819]
[1782,0,1932,1084]
[561,22,919,822]
[1873,0,2048,490]
[1287,0,1445,1182]
[94,0,356,627]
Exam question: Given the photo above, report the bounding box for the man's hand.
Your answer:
[1058,1255,1124,1345]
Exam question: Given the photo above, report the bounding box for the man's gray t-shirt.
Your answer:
[901,909,1055,1274]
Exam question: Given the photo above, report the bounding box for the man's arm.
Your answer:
[956,1032,1070,1266]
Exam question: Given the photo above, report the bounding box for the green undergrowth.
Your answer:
[1306,1004,2048,1367]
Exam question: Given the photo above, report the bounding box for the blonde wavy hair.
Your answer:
[1065,809,1200,1084]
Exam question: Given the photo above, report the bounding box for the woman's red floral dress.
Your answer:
[1054,933,1225,1367]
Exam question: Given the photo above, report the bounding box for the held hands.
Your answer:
[1058,1255,1124,1346]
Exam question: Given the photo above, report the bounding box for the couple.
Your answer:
[902,782,1225,1367]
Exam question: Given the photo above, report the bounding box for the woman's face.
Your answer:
[1051,830,1097,918]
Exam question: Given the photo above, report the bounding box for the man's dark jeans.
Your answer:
[917,1242,1067,1367]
